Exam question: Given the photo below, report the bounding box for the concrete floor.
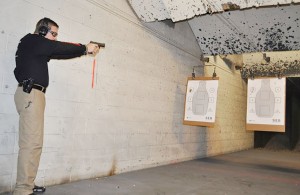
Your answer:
[2,149,300,195]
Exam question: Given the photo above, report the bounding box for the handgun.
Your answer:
[90,41,105,48]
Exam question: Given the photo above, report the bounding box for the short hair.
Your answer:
[34,17,59,33]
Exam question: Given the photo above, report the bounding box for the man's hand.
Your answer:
[86,43,100,56]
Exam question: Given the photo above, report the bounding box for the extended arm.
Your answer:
[47,41,99,59]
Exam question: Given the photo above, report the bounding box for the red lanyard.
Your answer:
[91,58,96,88]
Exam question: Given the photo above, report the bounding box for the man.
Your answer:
[13,17,100,195]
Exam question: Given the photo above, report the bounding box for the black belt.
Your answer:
[18,83,47,93]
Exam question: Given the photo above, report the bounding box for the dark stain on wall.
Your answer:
[108,156,117,176]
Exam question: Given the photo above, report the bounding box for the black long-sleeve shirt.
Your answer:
[14,33,86,87]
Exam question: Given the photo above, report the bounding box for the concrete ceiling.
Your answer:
[128,0,300,55]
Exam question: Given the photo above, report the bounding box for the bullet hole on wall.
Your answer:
[198,32,254,55]
[199,19,299,55]
[258,22,300,51]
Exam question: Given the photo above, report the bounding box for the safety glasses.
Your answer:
[49,31,58,37]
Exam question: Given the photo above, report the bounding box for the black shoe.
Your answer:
[29,193,37,195]
[33,185,46,193]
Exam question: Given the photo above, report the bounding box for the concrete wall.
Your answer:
[0,0,253,193]
[204,56,254,156]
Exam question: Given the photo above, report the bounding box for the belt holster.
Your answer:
[22,78,34,93]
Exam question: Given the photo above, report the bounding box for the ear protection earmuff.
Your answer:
[38,18,50,36]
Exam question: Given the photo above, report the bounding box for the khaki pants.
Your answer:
[13,87,45,195]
